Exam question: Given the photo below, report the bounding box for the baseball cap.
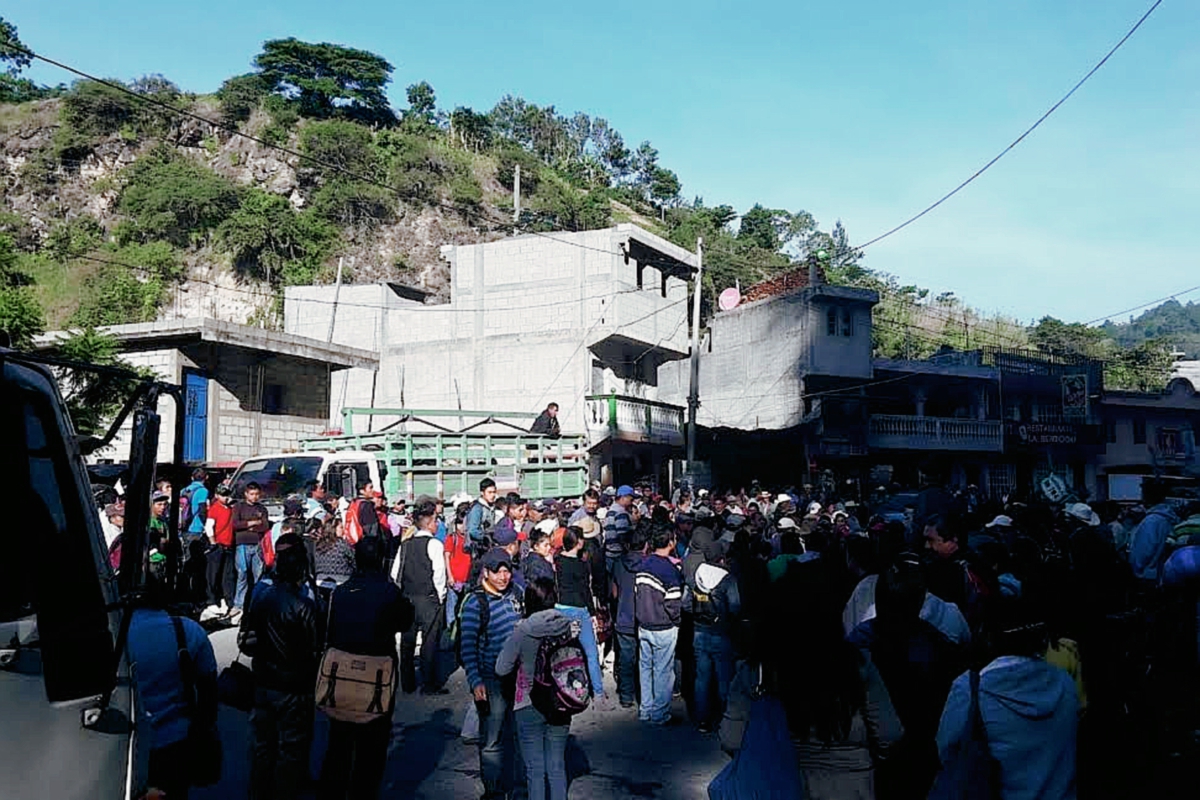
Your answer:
[777,517,798,530]
[152,492,169,504]
[534,518,558,536]
[985,515,1014,528]
[776,494,792,505]
[616,485,636,498]
[493,525,518,546]
[807,502,822,516]
[480,547,513,573]
[725,513,746,529]
[283,497,305,518]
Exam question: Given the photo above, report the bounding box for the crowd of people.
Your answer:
[103,466,1200,800]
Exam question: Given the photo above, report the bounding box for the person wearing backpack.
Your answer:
[180,468,210,544]
[496,576,589,800]
[686,537,741,734]
[466,478,500,550]
[460,547,525,800]
[317,537,414,800]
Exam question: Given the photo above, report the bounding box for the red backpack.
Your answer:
[343,499,365,544]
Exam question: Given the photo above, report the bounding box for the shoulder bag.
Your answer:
[314,591,397,724]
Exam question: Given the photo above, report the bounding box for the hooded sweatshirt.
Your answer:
[682,526,715,585]
[495,609,577,713]
[1129,503,1180,581]
[688,562,741,639]
[936,656,1078,800]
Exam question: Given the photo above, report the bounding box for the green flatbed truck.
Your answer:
[228,408,590,513]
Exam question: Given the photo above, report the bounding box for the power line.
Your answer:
[854,0,1163,250]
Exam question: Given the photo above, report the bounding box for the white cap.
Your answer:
[777,517,798,530]
[807,502,822,516]
[776,494,792,505]
[534,518,558,535]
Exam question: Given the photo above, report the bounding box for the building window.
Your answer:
[827,307,838,336]
[841,309,853,337]
[1133,418,1146,445]
[1157,427,1181,457]
[1105,420,1117,444]
[263,384,285,415]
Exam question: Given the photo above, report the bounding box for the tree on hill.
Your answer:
[252,38,396,124]
[0,233,44,349]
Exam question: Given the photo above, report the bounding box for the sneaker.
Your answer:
[697,722,714,734]
[619,699,635,708]
[200,604,224,621]
[420,687,451,696]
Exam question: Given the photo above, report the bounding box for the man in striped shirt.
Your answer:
[634,524,684,726]
[459,548,524,799]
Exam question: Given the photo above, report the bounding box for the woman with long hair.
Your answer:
[313,516,355,600]
[770,564,903,800]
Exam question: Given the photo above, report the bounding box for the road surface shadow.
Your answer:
[381,707,457,799]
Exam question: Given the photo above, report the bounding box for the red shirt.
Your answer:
[208,501,234,547]
[445,531,472,585]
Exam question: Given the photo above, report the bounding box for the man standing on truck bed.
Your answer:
[530,402,561,438]
[466,478,498,550]
[232,482,270,622]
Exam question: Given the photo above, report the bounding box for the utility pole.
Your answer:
[686,238,703,466]
[326,256,344,343]
[513,164,521,222]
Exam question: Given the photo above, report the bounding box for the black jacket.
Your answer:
[555,553,593,612]
[238,579,322,694]
[327,572,414,658]
[530,411,561,438]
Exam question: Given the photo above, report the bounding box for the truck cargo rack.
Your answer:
[299,407,589,500]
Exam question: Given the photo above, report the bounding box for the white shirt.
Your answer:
[390,531,448,603]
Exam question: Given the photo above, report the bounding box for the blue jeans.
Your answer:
[478,678,517,798]
[515,706,569,800]
[234,543,263,609]
[638,626,678,724]
[555,605,605,698]
[693,627,735,726]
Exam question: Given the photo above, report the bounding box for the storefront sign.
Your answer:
[1005,422,1102,448]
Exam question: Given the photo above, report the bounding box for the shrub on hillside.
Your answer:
[117,148,240,246]
[45,216,104,261]
[217,189,336,282]
[71,261,163,328]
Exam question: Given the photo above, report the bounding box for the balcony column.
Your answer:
[974,387,988,421]
[912,387,927,418]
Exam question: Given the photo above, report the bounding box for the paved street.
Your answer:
[195,627,728,799]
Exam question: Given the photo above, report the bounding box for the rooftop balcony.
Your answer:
[585,394,685,449]
[868,414,1003,453]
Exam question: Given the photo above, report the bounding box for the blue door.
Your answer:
[183,372,208,463]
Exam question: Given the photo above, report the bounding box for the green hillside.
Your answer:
[0,16,1177,397]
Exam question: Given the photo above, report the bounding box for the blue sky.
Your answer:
[14,1,1198,324]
